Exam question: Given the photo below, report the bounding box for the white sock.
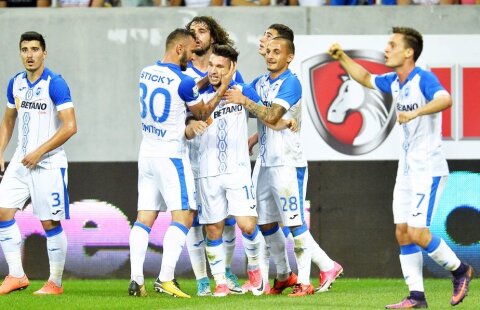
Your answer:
[159,222,189,282]
[186,224,207,280]
[0,220,25,278]
[259,234,270,285]
[205,237,226,285]
[223,219,236,269]
[308,233,334,271]
[129,222,150,285]
[263,225,290,280]
[426,237,461,271]
[292,228,312,285]
[242,226,261,267]
[399,244,424,292]
[45,226,67,287]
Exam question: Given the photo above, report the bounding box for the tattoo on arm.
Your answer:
[244,99,286,125]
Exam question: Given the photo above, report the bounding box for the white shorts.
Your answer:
[137,156,196,212]
[0,162,70,221]
[256,165,308,227]
[198,170,257,225]
[393,175,447,228]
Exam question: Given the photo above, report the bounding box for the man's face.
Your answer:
[384,33,411,68]
[20,40,46,72]
[265,39,292,74]
[189,21,213,57]
[179,36,196,71]
[259,28,279,57]
[207,54,230,88]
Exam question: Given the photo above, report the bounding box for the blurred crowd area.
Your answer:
[0,0,478,8]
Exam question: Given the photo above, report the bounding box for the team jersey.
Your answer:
[371,67,449,177]
[251,69,306,167]
[138,61,201,158]
[6,68,73,169]
[183,61,244,178]
[196,82,259,178]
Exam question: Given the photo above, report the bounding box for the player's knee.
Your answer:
[407,227,430,246]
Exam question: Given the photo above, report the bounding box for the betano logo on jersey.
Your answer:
[213,104,243,119]
[302,50,396,155]
[20,101,47,110]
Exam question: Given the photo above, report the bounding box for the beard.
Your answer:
[194,43,211,57]
[179,52,188,71]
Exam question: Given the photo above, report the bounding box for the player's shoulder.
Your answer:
[43,68,67,84]
[415,67,438,81]
[9,71,26,86]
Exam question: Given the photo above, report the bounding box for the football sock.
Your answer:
[45,225,67,287]
[205,237,226,285]
[307,232,334,271]
[399,244,424,292]
[242,225,261,267]
[258,231,270,285]
[186,221,207,280]
[291,225,313,285]
[129,222,151,285]
[0,219,24,278]
[159,222,188,282]
[282,226,294,243]
[425,235,461,271]
[223,218,236,269]
[262,224,290,281]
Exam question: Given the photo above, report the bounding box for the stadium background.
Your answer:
[0,6,478,279]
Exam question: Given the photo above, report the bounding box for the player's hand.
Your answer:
[221,61,237,86]
[397,111,418,124]
[248,133,259,156]
[328,43,345,60]
[287,119,298,132]
[185,120,209,139]
[225,87,246,105]
[21,150,42,169]
[192,120,209,135]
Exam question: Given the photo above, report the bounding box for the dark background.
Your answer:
[15,160,480,279]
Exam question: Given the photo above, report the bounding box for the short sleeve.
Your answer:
[49,75,73,111]
[371,72,396,94]
[273,75,302,110]
[6,78,15,109]
[419,70,448,102]
[179,76,201,106]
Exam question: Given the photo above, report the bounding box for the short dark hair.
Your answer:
[270,36,295,55]
[19,31,46,51]
[392,27,423,62]
[212,44,239,63]
[166,28,195,50]
[268,24,294,42]
[186,16,234,46]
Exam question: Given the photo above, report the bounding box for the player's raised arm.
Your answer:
[328,43,374,89]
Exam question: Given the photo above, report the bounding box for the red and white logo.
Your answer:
[301,50,396,155]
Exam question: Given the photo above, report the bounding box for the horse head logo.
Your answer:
[327,75,389,146]
[302,50,395,155]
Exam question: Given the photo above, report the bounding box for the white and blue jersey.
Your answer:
[183,61,244,178]
[6,68,73,169]
[371,67,449,177]
[138,61,201,158]
[196,82,258,178]
[251,69,306,168]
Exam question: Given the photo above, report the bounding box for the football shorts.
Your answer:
[137,156,196,212]
[0,161,70,221]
